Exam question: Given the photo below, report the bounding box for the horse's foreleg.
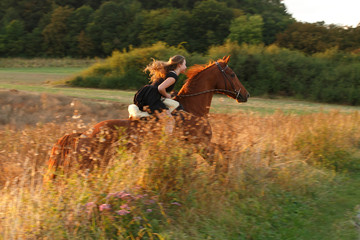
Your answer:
[199,142,229,174]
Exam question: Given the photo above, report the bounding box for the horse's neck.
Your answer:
[176,74,215,117]
[178,93,213,117]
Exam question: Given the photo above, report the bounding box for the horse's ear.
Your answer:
[223,55,231,64]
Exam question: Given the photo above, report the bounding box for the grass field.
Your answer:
[0,63,360,239]
[1,67,360,115]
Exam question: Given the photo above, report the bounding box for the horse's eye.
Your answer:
[231,73,235,77]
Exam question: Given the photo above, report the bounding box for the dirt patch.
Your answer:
[0,89,129,129]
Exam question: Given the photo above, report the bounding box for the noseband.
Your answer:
[177,61,244,101]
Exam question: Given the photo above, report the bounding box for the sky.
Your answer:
[282,0,360,27]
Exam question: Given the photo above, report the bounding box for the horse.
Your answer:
[46,56,249,179]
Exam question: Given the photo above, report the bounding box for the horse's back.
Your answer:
[93,119,131,132]
[46,114,212,180]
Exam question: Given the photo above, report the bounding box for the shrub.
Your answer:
[68,42,195,90]
[208,42,360,105]
[64,40,360,105]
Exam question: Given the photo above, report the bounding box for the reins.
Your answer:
[177,61,243,101]
[177,88,238,98]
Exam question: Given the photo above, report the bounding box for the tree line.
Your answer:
[1,0,359,58]
[69,42,360,105]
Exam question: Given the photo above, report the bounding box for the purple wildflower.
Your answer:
[108,191,132,200]
[146,209,152,213]
[115,191,126,198]
[85,202,96,214]
[120,204,130,210]
[135,194,147,200]
[106,192,118,199]
[171,202,182,206]
[144,199,156,205]
[85,202,96,209]
[99,204,111,211]
[119,193,133,200]
[116,209,130,216]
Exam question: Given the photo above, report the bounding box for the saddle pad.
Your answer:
[128,99,179,119]
[128,104,151,119]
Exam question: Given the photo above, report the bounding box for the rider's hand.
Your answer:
[170,91,178,98]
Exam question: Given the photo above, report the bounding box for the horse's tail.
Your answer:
[44,132,82,181]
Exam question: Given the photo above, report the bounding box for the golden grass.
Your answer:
[0,91,360,238]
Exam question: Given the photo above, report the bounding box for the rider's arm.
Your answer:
[158,77,175,98]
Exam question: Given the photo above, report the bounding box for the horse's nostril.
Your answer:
[247,93,250,98]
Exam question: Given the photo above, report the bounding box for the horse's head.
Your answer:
[213,56,250,103]
[177,56,250,116]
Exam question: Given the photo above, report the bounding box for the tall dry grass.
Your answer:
[0,110,360,239]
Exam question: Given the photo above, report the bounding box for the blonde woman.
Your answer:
[133,55,187,133]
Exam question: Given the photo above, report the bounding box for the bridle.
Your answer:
[215,61,243,100]
[177,61,244,101]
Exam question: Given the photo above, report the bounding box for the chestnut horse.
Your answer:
[46,56,249,179]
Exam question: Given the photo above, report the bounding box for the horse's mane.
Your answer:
[178,60,220,94]
[185,60,216,80]
[177,58,228,95]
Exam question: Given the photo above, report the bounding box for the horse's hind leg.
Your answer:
[44,132,81,181]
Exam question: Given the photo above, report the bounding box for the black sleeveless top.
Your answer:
[151,71,179,93]
[133,71,179,113]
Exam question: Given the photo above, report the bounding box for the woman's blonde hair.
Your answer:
[144,55,185,82]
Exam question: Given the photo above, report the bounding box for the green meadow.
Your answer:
[1,66,360,115]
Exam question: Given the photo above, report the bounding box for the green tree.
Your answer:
[338,26,360,52]
[228,0,293,45]
[261,9,294,45]
[23,9,52,57]
[54,0,106,9]
[0,7,20,29]
[162,9,192,48]
[137,0,201,10]
[77,30,94,57]
[190,0,233,52]
[87,0,141,56]
[23,27,45,57]
[0,0,18,25]
[228,14,263,44]
[0,20,25,56]
[0,34,5,54]
[276,22,336,54]
[137,8,192,48]
[42,6,74,56]
[67,5,94,56]
[18,0,52,32]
